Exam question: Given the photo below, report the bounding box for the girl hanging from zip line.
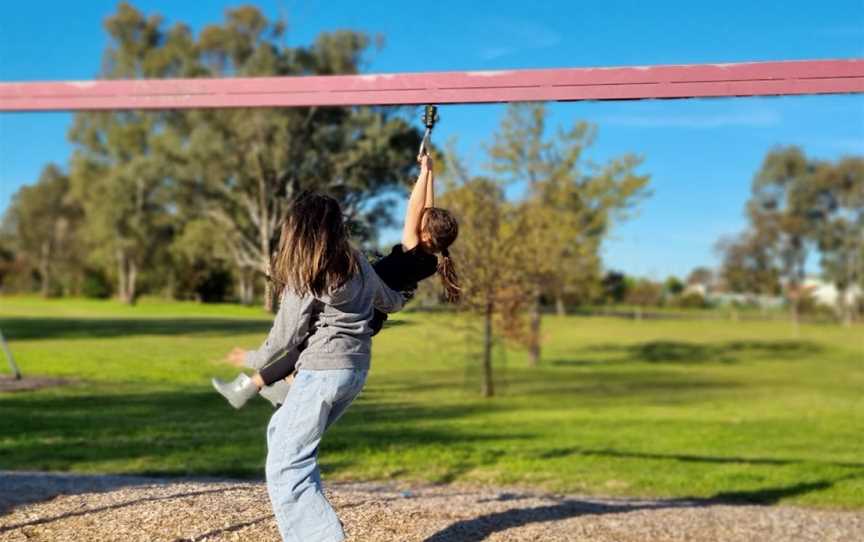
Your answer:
[212,152,460,409]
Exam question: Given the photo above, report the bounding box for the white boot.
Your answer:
[211,373,258,409]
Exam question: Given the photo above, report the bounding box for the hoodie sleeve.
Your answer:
[244,291,319,370]
[361,256,406,314]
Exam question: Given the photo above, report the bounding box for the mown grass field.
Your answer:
[0,296,862,508]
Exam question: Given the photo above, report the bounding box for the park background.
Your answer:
[1,0,863,511]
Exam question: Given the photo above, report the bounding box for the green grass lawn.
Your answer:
[1,296,862,508]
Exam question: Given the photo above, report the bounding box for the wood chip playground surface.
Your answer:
[1,472,861,542]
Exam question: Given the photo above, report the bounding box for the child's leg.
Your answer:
[212,349,300,409]
[211,373,259,409]
[259,348,301,386]
[257,349,301,407]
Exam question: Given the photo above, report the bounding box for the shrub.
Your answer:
[676,292,707,309]
[81,269,111,299]
[196,268,233,303]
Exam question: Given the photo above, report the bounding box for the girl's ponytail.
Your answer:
[438,249,461,303]
[422,207,460,303]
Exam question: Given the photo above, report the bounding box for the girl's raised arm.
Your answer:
[424,155,435,209]
[401,154,432,250]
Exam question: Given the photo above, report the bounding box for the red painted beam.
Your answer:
[1,59,862,111]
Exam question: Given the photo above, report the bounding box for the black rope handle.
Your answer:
[418,105,439,157]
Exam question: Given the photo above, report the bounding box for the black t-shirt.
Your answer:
[373,244,439,292]
[370,244,438,335]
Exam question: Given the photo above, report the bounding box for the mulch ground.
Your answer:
[1,472,861,541]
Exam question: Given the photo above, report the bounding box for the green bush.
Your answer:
[196,268,233,303]
[81,269,111,299]
[676,292,707,309]
[797,292,838,321]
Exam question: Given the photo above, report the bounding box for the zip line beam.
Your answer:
[1,59,862,112]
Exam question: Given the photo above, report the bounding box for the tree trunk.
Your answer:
[238,272,255,305]
[115,249,138,305]
[481,302,494,398]
[39,241,51,298]
[555,294,566,317]
[128,176,144,306]
[126,259,138,306]
[528,293,542,367]
[257,166,278,314]
[790,294,800,324]
[117,249,128,303]
[789,283,800,336]
[839,286,852,327]
[844,242,858,326]
[791,261,804,335]
[263,259,278,314]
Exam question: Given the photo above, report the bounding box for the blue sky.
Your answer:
[1,0,863,278]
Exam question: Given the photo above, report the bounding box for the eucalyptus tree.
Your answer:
[715,230,781,296]
[68,3,421,308]
[68,3,182,304]
[814,157,864,325]
[1,164,82,296]
[174,7,420,309]
[746,146,838,324]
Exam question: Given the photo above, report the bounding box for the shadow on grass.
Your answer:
[502,369,741,405]
[552,339,822,366]
[2,379,859,539]
[0,317,273,341]
[0,316,416,342]
[423,476,859,542]
[536,447,864,469]
[0,388,524,513]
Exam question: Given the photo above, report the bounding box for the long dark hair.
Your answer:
[272,193,358,298]
[421,207,461,303]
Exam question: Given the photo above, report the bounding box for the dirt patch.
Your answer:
[1,472,861,541]
[0,376,71,393]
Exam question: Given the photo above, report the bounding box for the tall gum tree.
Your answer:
[813,157,863,325]
[2,165,82,296]
[746,146,838,326]
[69,3,421,309]
[68,3,178,304]
[172,7,421,310]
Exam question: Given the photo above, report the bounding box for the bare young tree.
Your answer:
[440,172,525,397]
[487,103,650,365]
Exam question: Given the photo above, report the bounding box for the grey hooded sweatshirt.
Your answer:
[244,250,405,373]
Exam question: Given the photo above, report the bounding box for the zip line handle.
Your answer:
[418,105,439,157]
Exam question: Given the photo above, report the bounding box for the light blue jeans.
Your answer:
[265,368,368,542]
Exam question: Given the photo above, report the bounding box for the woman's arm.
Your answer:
[401,155,432,250]
[243,292,320,370]
[361,256,406,314]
